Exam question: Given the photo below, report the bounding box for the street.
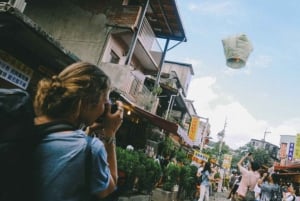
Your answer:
[209,191,229,201]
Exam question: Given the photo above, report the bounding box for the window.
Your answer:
[110,50,120,64]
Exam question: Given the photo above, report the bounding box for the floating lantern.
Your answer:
[222,34,253,69]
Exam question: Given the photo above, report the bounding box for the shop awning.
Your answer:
[119,94,193,146]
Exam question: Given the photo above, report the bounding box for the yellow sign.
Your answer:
[294,133,300,159]
[189,116,199,141]
[192,150,209,164]
[222,154,232,169]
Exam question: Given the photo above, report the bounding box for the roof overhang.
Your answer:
[0,4,79,72]
[144,0,187,42]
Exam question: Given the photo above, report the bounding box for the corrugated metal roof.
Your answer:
[142,0,187,42]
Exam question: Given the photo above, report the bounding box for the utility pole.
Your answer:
[217,119,227,164]
[216,118,227,193]
[263,129,271,141]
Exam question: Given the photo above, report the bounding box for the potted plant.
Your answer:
[162,163,180,191]
[116,147,162,196]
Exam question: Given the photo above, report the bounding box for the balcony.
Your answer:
[99,62,158,112]
[107,5,163,73]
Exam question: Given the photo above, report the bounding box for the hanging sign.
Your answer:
[0,58,33,89]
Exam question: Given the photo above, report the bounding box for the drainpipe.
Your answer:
[125,0,150,65]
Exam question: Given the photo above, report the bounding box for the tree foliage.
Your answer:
[231,143,274,169]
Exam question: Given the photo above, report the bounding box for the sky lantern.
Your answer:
[222,34,253,69]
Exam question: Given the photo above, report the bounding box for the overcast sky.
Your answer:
[164,0,300,149]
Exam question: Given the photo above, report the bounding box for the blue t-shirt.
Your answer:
[201,170,210,187]
[34,129,110,201]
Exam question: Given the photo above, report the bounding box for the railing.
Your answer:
[100,62,159,112]
[129,75,157,112]
[138,17,162,65]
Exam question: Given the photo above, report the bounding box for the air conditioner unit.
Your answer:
[8,0,26,12]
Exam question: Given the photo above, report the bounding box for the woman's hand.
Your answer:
[85,101,124,137]
[102,100,124,135]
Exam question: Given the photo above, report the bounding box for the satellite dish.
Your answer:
[222,34,253,69]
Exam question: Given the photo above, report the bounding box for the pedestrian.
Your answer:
[229,171,238,191]
[260,173,282,201]
[33,61,124,201]
[283,184,296,201]
[197,162,212,201]
[233,153,260,201]
[227,173,242,200]
[195,162,205,200]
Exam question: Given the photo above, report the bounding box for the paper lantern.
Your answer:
[222,34,253,69]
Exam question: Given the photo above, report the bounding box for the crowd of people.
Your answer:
[195,153,298,201]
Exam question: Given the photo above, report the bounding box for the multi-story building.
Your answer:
[0,0,198,151]
[250,138,280,161]
[278,135,297,165]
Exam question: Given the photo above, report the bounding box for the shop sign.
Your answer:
[288,143,294,161]
[295,133,300,159]
[189,116,199,141]
[222,154,232,169]
[0,58,33,89]
[192,150,209,164]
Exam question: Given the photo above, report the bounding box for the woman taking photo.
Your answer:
[33,61,123,201]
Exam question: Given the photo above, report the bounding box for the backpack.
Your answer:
[0,88,38,201]
[0,88,94,201]
[270,185,283,201]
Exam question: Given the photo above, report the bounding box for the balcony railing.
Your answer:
[138,17,162,67]
[99,62,158,112]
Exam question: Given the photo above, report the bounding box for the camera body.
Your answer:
[110,103,118,113]
[96,102,118,122]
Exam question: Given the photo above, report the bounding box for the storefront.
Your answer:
[274,163,300,196]
[0,5,78,94]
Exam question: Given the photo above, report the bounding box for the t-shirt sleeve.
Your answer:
[89,138,111,193]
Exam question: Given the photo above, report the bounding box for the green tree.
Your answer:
[231,143,274,169]
[203,141,231,164]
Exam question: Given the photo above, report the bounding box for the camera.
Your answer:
[111,103,118,113]
[96,102,118,122]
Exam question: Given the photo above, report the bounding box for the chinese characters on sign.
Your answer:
[288,143,294,161]
[192,150,209,164]
[0,58,33,89]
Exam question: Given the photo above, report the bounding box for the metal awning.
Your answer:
[133,0,186,42]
